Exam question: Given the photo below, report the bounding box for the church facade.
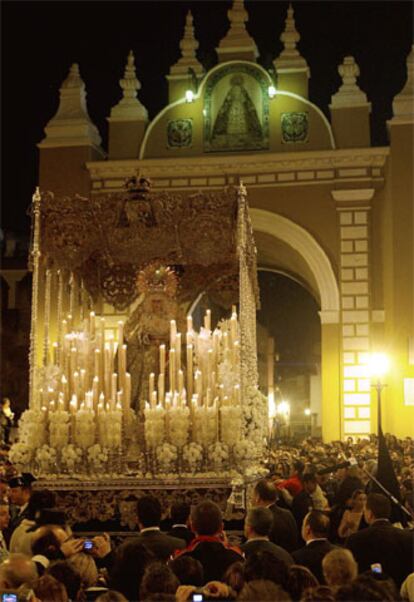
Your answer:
[37,1,414,441]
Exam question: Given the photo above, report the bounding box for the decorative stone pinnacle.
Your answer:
[120,50,141,99]
[61,63,82,89]
[217,0,257,60]
[330,56,368,108]
[391,45,414,122]
[280,3,300,55]
[274,3,308,73]
[40,63,103,149]
[110,50,148,120]
[169,10,203,77]
[180,11,199,58]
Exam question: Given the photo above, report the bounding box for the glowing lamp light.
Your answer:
[277,400,290,417]
[304,408,311,416]
[185,89,194,103]
[368,353,390,379]
[268,84,277,99]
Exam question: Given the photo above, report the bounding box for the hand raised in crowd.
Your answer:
[91,532,111,558]
[60,536,85,557]
[204,581,234,598]
[175,584,197,602]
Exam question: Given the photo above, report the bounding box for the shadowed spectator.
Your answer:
[33,573,68,602]
[292,511,336,583]
[130,496,185,561]
[174,500,243,582]
[139,562,179,600]
[286,564,318,601]
[10,488,57,555]
[253,479,298,552]
[346,492,414,587]
[109,540,155,601]
[167,502,194,545]
[169,555,204,586]
[95,592,128,602]
[223,561,245,595]
[244,549,289,591]
[238,579,292,601]
[335,574,395,601]
[322,548,357,588]
[300,585,335,601]
[0,553,37,590]
[46,559,82,601]
[241,506,294,566]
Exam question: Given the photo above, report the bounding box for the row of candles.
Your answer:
[38,311,131,417]
[144,308,243,448]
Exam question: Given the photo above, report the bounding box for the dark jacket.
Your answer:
[268,503,299,552]
[167,525,195,546]
[241,538,294,566]
[292,539,337,583]
[129,528,185,561]
[292,491,314,531]
[346,519,414,586]
[175,535,243,583]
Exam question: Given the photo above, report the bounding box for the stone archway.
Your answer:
[250,209,342,441]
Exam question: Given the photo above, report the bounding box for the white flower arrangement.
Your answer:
[233,439,257,462]
[35,445,57,474]
[144,405,165,449]
[9,442,33,469]
[61,444,83,472]
[156,443,177,469]
[87,444,109,471]
[208,442,229,466]
[18,409,47,449]
[182,442,203,469]
[220,405,242,447]
[168,406,190,448]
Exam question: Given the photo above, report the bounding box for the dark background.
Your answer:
[2,0,413,236]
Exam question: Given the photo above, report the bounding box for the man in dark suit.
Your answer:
[241,507,293,566]
[130,495,185,561]
[346,493,414,587]
[6,474,35,544]
[167,501,194,545]
[292,510,336,583]
[292,473,318,532]
[253,479,298,552]
[174,500,243,582]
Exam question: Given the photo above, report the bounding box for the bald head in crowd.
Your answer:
[0,553,37,590]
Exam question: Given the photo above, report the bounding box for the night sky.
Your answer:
[2,1,413,236]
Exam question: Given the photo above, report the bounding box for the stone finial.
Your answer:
[392,45,414,122]
[330,56,369,108]
[217,0,257,61]
[169,11,203,76]
[110,50,148,120]
[40,63,102,149]
[274,3,308,72]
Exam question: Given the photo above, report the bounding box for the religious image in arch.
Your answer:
[210,74,264,151]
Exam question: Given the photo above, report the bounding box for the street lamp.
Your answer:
[368,353,390,434]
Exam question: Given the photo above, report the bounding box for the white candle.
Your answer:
[169,348,176,392]
[175,333,182,372]
[160,344,166,374]
[125,373,131,411]
[170,320,177,348]
[118,320,124,348]
[186,344,193,400]
[178,369,184,393]
[52,342,59,366]
[89,311,96,339]
[195,370,202,397]
[204,309,211,332]
[149,373,155,405]
[73,371,80,400]
[158,373,165,406]
[111,373,117,408]
[187,315,193,333]
[92,377,99,410]
[94,348,101,378]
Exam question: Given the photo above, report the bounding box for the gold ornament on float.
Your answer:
[136,263,179,298]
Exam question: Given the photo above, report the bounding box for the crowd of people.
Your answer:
[0,434,412,601]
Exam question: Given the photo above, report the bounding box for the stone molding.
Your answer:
[331,189,375,203]
[87,148,388,182]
